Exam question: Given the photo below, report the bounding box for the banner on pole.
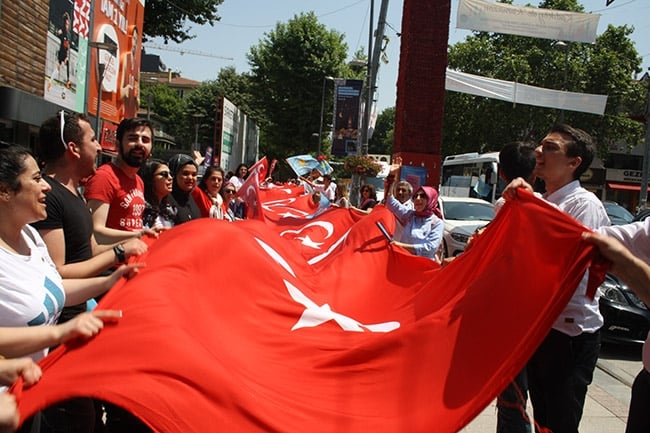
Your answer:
[331,79,363,156]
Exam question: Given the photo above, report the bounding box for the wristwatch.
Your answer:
[113,243,126,263]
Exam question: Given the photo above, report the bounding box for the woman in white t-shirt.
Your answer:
[0,145,131,362]
[229,163,248,191]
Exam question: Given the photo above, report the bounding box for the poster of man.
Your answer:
[44,0,78,109]
[119,25,140,120]
[89,0,145,127]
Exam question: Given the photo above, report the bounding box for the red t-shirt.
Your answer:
[84,162,145,231]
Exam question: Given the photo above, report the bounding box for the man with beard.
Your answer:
[83,117,155,433]
[85,118,154,244]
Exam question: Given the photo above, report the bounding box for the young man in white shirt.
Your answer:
[504,124,610,433]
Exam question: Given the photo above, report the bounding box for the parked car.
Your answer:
[603,201,634,226]
[599,273,650,344]
[438,196,494,258]
[633,208,650,222]
[598,201,649,344]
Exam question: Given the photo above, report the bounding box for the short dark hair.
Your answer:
[38,111,90,164]
[549,123,595,180]
[198,165,225,193]
[499,141,536,183]
[116,118,153,144]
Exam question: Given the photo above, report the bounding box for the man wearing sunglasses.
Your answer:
[31,112,148,432]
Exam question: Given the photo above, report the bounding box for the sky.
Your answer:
[149,0,650,113]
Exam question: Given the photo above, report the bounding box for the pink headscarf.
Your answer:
[414,186,442,218]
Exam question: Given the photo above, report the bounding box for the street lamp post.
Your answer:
[192,113,203,153]
[318,76,334,156]
[146,93,153,121]
[88,41,117,136]
[554,40,569,123]
[638,72,650,211]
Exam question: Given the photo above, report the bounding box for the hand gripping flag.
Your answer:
[13,190,607,433]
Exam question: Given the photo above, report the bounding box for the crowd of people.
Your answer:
[1,114,650,433]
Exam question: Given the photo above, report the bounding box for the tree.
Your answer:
[140,83,183,123]
[443,0,645,158]
[369,106,395,155]
[143,0,224,43]
[176,82,223,150]
[211,66,258,121]
[163,67,257,152]
[246,12,351,159]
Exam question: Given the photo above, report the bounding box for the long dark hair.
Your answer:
[234,163,248,179]
[138,158,167,206]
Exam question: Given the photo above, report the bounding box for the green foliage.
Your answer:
[142,0,224,43]
[140,83,182,123]
[246,12,351,159]
[443,0,645,159]
[369,107,395,154]
[177,82,223,150]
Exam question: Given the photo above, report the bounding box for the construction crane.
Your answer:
[143,43,234,61]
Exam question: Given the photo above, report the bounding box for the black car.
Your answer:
[634,208,650,222]
[603,201,634,226]
[599,273,650,344]
[598,202,649,344]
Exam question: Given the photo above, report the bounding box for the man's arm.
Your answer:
[87,200,140,244]
[598,219,650,264]
[38,228,147,278]
[583,232,650,306]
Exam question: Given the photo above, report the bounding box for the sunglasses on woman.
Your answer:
[413,192,427,200]
[223,189,236,194]
[155,171,172,178]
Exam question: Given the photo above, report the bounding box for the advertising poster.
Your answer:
[220,97,239,171]
[89,0,146,127]
[44,0,89,111]
[400,165,428,192]
[331,79,363,156]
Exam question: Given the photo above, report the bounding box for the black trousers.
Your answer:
[40,398,96,433]
[527,328,601,433]
[497,368,531,433]
[625,368,650,433]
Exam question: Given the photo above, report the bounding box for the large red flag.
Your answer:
[13,191,606,433]
[235,157,268,221]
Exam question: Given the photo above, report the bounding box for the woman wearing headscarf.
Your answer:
[384,182,444,261]
[166,154,201,225]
